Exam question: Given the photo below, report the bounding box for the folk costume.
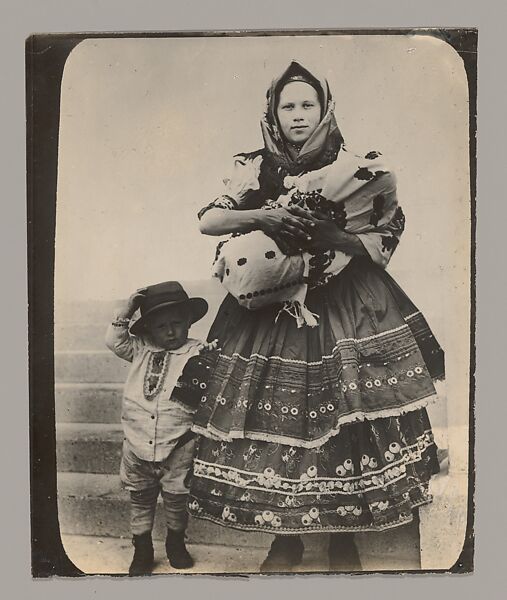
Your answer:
[188,63,444,540]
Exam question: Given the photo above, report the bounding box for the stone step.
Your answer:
[55,351,129,384]
[54,280,225,322]
[57,472,420,569]
[55,383,122,424]
[58,471,277,548]
[54,281,226,346]
[55,312,220,352]
[55,380,448,430]
[55,419,449,477]
[56,423,124,474]
[56,420,450,476]
[55,323,111,352]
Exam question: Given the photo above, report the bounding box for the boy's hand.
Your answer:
[117,288,148,319]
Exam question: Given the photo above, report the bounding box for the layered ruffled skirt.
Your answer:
[188,257,444,533]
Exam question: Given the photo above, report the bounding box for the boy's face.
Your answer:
[144,305,191,351]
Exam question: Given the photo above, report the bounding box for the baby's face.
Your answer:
[144,305,191,351]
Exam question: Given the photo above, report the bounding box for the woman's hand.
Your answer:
[286,205,368,256]
[258,208,315,247]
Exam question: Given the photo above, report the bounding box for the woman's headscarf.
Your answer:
[261,61,344,173]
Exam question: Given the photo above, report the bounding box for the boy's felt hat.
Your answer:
[129,281,208,336]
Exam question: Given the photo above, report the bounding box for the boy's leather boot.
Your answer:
[165,529,194,569]
[260,535,304,573]
[128,531,154,576]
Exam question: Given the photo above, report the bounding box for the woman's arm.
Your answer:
[199,206,315,247]
[329,229,369,256]
[198,207,266,236]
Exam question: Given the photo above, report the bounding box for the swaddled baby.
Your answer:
[212,148,399,327]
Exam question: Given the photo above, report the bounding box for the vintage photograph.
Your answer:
[30,30,474,575]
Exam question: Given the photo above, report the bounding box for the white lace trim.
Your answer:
[192,392,439,449]
[405,311,422,321]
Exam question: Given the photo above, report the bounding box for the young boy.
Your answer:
[105,281,215,576]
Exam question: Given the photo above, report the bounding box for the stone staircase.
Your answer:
[55,281,453,574]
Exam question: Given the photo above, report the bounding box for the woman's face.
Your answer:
[276,81,322,146]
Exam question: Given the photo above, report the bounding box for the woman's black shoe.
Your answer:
[328,532,362,572]
[165,529,194,569]
[128,532,154,576]
[260,535,304,573]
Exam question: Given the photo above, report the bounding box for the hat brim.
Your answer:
[129,297,208,336]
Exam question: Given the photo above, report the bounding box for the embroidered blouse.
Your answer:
[198,150,406,290]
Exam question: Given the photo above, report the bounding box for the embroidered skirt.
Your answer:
[188,257,443,533]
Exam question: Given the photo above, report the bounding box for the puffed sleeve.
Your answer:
[198,154,263,220]
[356,205,406,268]
[172,350,218,411]
[338,161,404,269]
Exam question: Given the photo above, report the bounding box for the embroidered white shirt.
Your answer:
[106,323,203,462]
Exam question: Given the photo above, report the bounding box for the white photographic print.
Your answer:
[30,30,475,576]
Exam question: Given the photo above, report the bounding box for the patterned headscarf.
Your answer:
[261,61,344,172]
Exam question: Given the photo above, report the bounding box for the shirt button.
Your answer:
[151,415,155,419]
[149,441,153,445]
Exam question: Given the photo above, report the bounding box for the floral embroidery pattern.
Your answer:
[143,351,170,400]
[193,429,435,497]
[289,189,348,229]
[189,419,438,533]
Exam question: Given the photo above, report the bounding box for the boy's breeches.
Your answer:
[120,439,196,535]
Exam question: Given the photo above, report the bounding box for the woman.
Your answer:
[188,61,444,572]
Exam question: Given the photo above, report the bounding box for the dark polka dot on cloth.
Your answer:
[266,288,272,293]
[237,257,247,266]
[365,150,381,160]
[265,250,276,259]
[253,291,259,297]
[239,294,245,300]
[354,167,374,181]
[246,293,252,299]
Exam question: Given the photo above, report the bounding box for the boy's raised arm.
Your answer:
[105,290,147,362]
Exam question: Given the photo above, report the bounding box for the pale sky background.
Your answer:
[55,34,470,349]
